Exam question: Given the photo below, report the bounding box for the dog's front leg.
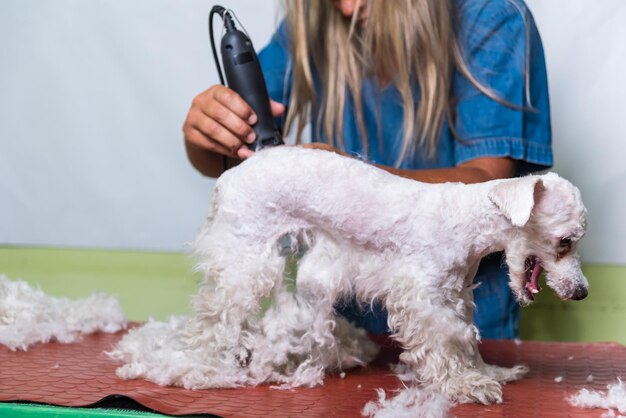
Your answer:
[462,268,529,385]
[386,276,503,404]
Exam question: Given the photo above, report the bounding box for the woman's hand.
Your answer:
[183,85,285,176]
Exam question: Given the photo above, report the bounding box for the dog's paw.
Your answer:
[483,363,529,383]
[444,372,503,405]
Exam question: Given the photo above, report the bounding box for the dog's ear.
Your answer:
[488,176,544,227]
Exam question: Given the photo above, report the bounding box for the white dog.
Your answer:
[111,146,588,405]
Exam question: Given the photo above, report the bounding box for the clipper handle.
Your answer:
[220,29,283,151]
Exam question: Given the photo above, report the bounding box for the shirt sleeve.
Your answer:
[452,0,553,175]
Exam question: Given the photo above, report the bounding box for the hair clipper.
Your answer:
[209,6,284,152]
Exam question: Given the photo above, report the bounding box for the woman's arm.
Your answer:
[184,141,240,178]
[385,157,516,184]
[303,143,516,184]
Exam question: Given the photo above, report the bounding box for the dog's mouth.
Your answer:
[524,256,543,300]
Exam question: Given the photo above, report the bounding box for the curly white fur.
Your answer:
[569,379,626,416]
[0,275,127,351]
[111,146,588,405]
[362,387,451,418]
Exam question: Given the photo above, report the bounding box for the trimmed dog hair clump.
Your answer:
[568,379,626,416]
[362,387,451,417]
[0,275,127,351]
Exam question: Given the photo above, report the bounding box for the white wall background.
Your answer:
[525,0,626,265]
[0,0,282,251]
[1,0,624,264]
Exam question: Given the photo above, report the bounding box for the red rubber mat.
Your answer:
[0,325,624,417]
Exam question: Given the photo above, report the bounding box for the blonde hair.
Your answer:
[283,0,506,167]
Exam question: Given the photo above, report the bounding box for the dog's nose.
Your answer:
[571,286,588,301]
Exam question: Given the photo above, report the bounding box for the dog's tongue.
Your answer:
[526,262,543,294]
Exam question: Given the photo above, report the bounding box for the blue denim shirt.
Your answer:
[258,0,552,339]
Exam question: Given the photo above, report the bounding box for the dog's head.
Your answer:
[488,173,588,306]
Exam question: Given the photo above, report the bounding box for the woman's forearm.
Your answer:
[185,142,243,178]
[382,157,517,184]
[301,143,517,184]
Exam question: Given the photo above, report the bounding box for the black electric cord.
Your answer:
[209,5,237,86]
[209,5,241,168]
[209,6,225,85]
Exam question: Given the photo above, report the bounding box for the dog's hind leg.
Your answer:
[275,232,344,387]
[260,233,377,387]
[181,230,286,387]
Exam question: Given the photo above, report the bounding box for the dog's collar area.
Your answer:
[524,256,543,300]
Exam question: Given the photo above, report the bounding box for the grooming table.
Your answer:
[1,326,624,417]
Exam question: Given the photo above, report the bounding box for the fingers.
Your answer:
[183,85,287,162]
[185,107,242,159]
[211,86,258,128]
[203,99,256,145]
[185,125,236,159]
[183,85,257,159]
[270,99,285,117]
[236,146,254,159]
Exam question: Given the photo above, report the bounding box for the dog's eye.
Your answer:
[560,237,572,247]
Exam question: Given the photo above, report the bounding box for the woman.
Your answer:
[182,0,552,339]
